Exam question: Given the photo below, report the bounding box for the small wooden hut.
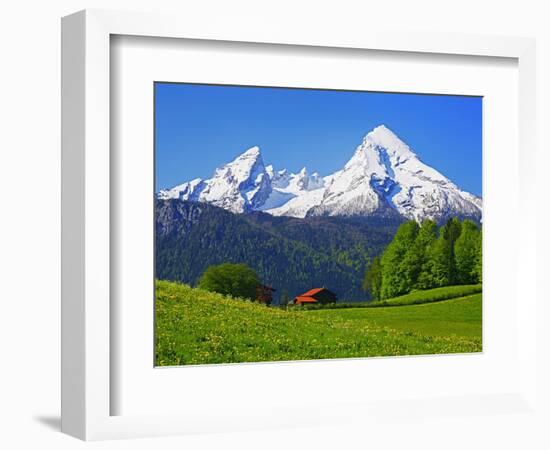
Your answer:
[294,287,337,305]
[256,284,276,305]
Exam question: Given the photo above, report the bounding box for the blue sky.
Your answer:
[155,83,482,196]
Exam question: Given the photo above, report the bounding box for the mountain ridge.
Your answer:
[158,125,482,223]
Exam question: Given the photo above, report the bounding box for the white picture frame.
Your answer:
[61,9,538,441]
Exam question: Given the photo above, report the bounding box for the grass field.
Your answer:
[296,284,482,309]
[155,280,482,366]
[308,295,482,338]
[366,284,482,307]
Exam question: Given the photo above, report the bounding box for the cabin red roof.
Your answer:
[299,288,325,297]
[293,287,330,304]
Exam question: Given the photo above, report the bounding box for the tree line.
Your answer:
[363,218,482,301]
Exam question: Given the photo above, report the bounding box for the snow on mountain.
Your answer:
[307,125,482,222]
[265,187,327,217]
[199,146,272,213]
[158,178,206,201]
[157,125,482,223]
[158,146,272,213]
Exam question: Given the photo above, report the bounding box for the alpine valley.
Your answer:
[156,125,482,302]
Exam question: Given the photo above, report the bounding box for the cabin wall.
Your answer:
[314,291,337,304]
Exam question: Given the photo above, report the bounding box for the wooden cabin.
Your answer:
[294,287,337,305]
[256,284,276,305]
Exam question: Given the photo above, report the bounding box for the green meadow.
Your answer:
[155,280,482,366]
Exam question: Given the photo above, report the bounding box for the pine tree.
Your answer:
[402,219,438,290]
[424,235,449,287]
[380,221,419,299]
[473,228,483,283]
[413,220,439,290]
[363,256,382,301]
[454,220,480,284]
[441,217,462,285]
[418,217,460,288]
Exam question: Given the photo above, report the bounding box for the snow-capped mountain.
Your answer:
[307,125,482,222]
[158,125,482,223]
[159,146,272,214]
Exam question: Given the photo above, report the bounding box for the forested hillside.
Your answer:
[155,199,401,301]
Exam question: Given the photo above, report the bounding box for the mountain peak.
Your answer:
[224,145,264,176]
[240,146,260,157]
[367,124,398,140]
[363,125,413,157]
[231,146,262,165]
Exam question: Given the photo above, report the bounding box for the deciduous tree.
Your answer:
[380,221,419,299]
[198,263,260,300]
[363,256,382,301]
[455,220,481,284]
[404,219,438,290]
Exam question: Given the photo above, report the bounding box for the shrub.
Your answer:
[198,263,260,300]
